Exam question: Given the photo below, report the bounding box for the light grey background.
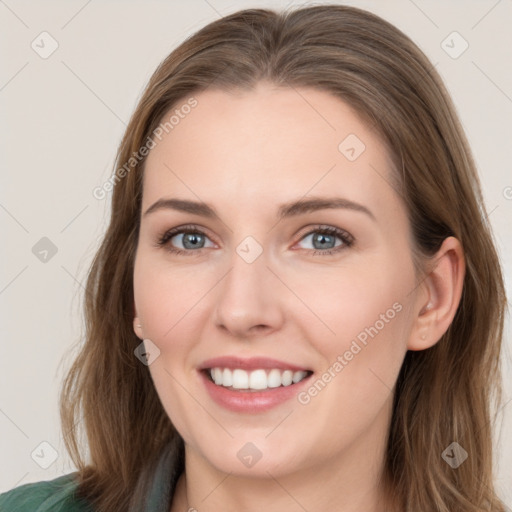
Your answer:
[1,0,511,505]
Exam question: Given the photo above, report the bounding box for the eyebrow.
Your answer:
[143,196,376,222]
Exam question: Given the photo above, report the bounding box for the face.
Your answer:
[133,83,421,479]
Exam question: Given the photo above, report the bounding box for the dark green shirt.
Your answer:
[0,473,92,511]
[0,442,181,511]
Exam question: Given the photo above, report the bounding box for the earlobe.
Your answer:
[133,317,144,339]
[407,236,465,351]
[133,301,144,339]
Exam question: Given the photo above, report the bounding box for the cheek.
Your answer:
[293,252,414,408]
[133,256,211,440]
[289,276,410,454]
[133,254,215,344]
[294,259,412,352]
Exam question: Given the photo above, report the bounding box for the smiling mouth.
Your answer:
[203,367,313,391]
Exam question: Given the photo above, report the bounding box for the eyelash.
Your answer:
[155,224,354,257]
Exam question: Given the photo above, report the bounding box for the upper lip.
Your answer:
[198,356,311,372]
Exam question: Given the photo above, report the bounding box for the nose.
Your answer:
[213,246,284,340]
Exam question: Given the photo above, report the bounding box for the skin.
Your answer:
[132,82,465,512]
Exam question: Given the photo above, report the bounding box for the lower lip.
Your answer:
[199,370,312,413]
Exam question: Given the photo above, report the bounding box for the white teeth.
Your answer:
[267,369,282,388]
[249,369,268,390]
[281,370,293,386]
[232,369,249,389]
[222,368,233,387]
[208,368,309,390]
[213,367,223,385]
[292,371,306,383]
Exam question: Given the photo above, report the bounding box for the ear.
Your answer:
[132,300,144,340]
[407,236,465,351]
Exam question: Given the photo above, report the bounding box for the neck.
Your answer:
[172,461,397,512]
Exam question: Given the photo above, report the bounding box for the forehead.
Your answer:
[142,84,401,222]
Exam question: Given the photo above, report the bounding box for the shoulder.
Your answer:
[0,472,93,512]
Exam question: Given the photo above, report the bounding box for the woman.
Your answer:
[1,4,507,512]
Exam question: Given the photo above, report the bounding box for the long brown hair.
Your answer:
[59,5,508,511]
